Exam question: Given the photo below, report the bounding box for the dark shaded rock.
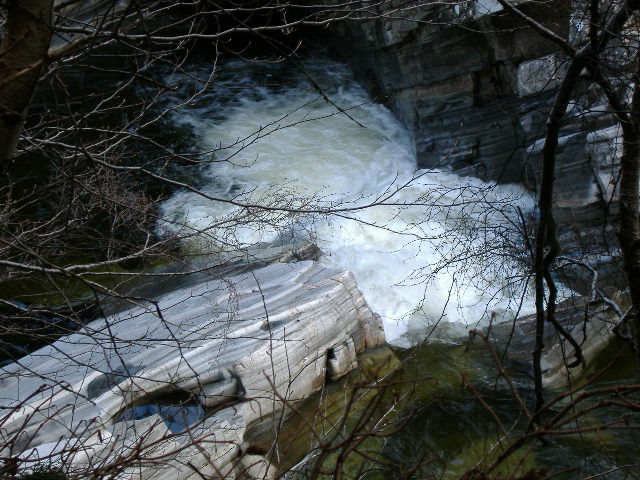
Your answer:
[324,1,569,179]
[320,1,621,229]
[556,254,627,296]
[487,290,628,387]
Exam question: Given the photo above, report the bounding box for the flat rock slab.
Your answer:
[486,292,625,387]
[0,260,385,479]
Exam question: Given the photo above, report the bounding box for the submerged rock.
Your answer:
[0,260,385,478]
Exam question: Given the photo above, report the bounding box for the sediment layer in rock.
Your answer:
[0,260,385,479]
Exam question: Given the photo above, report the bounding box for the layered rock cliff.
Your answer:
[321,1,621,230]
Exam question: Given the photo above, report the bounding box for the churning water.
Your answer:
[159,55,536,346]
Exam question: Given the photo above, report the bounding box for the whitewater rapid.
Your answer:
[159,55,536,346]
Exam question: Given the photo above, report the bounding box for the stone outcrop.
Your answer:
[48,0,132,56]
[321,1,620,229]
[0,260,385,478]
[487,290,628,387]
[117,241,322,309]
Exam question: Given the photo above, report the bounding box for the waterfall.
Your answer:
[159,54,536,346]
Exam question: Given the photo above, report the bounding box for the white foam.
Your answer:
[159,56,536,345]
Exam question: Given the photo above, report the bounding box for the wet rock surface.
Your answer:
[322,0,620,229]
[486,290,629,387]
[0,259,385,478]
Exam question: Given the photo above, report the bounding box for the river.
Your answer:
[158,53,537,347]
[154,52,639,479]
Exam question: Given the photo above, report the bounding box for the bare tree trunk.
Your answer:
[619,136,640,366]
[0,0,53,170]
[496,0,640,416]
[532,58,585,422]
[618,59,640,369]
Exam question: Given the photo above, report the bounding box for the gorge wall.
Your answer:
[321,1,621,232]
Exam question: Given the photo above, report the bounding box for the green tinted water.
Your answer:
[277,341,639,480]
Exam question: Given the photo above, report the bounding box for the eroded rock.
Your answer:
[487,291,628,387]
[323,0,624,230]
[0,260,385,478]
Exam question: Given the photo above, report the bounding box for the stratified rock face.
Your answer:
[488,291,628,388]
[0,260,385,479]
[323,1,620,228]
